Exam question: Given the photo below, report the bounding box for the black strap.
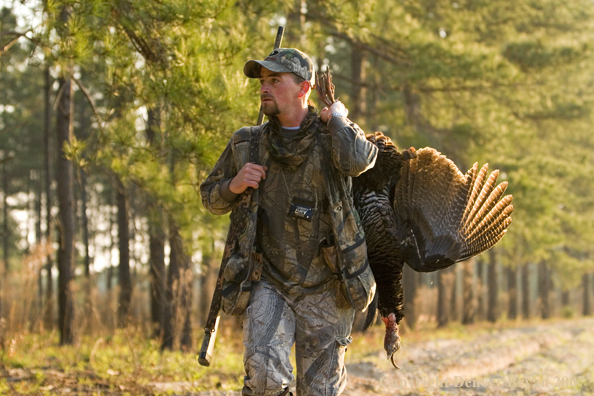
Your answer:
[249,125,261,164]
[250,125,263,253]
[342,258,370,279]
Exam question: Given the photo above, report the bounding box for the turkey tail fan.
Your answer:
[392,147,513,272]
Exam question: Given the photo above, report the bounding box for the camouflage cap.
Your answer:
[244,48,315,86]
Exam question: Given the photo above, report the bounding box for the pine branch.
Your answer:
[0,30,27,56]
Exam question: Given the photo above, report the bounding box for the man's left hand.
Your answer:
[320,101,348,123]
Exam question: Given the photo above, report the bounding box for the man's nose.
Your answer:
[260,82,271,94]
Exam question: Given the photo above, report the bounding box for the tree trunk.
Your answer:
[79,169,92,330]
[171,224,193,351]
[507,266,518,320]
[145,107,166,337]
[539,262,551,319]
[462,258,475,324]
[450,266,459,322]
[286,0,306,46]
[350,43,366,123]
[149,207,166,338]
[487,250,498,322]
[106,193,114,292]
[369,55,380,132]
[437,270,449,327]
[403,264,418,329]
[199,254,218,327]
[162,223,179,351]
[79,171,91,278]
[476,258,485,320]
[562,290,570,307]
[0,160,7,319]
[56,73,75,345]
[2,161,8,275]
[43,64,54,330]
[583,273,592,316]
[116,178,132,327]
[162,220,193,351]
[522,264,531,319]
[35,171,43,313]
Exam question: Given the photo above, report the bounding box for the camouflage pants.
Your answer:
[242,278,355,396]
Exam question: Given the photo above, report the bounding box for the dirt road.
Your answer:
[344,317,594,396]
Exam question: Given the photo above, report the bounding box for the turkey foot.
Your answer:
[382,313,401,369]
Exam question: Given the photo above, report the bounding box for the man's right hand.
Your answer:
[229,163,268,194]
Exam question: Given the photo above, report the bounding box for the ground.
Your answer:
[2,317,594,395]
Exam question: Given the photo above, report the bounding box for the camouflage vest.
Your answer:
[221,122,376,315]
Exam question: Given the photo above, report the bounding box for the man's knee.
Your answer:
[243,346,294,396]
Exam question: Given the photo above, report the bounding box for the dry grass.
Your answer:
[1,250,593,394]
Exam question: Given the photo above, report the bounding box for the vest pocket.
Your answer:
[339,243,376,312]
[320,239,376,311]
[321,241,350,309]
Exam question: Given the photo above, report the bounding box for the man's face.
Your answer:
[259,68,305,117]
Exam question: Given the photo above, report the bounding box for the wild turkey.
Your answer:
[317,70,514,368]
[353,132,513,366]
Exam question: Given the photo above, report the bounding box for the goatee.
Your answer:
[262,101,280,116]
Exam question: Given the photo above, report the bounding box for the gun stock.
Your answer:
[198,316,220,366]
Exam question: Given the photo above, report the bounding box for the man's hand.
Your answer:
[320,101,349,124]
[229,163,268,194]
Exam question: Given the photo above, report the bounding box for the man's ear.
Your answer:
[298,81,311,98]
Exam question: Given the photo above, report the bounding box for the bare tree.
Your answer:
[522,264,531,319]
[1,160,8,276]
[56,72,75,344]
[437,270,450,327]
[539,262,551,319]
[43,64,54,330]
[462,258,475,324]
[146,108,166,337]
[487,250,498,322]
[403,265,418,329]
[507,266,518,320]
[116,178,132,327]
[350,43,367,123]
[583,273,592,316]
[450,266,459,322]
[476,258,485,321]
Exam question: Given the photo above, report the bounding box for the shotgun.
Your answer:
[198,26,285,367]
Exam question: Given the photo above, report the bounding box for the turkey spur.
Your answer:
[352,132,513,368]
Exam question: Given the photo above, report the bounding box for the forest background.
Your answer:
[1,0,594,391]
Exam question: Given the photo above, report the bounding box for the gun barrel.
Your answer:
[256,26,285,126]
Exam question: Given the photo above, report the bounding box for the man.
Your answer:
[200,48,378,396]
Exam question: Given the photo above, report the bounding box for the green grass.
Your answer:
[0,328,245,394]
[2,316,591,394]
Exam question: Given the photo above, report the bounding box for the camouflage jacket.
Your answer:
[200,110,378,314]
